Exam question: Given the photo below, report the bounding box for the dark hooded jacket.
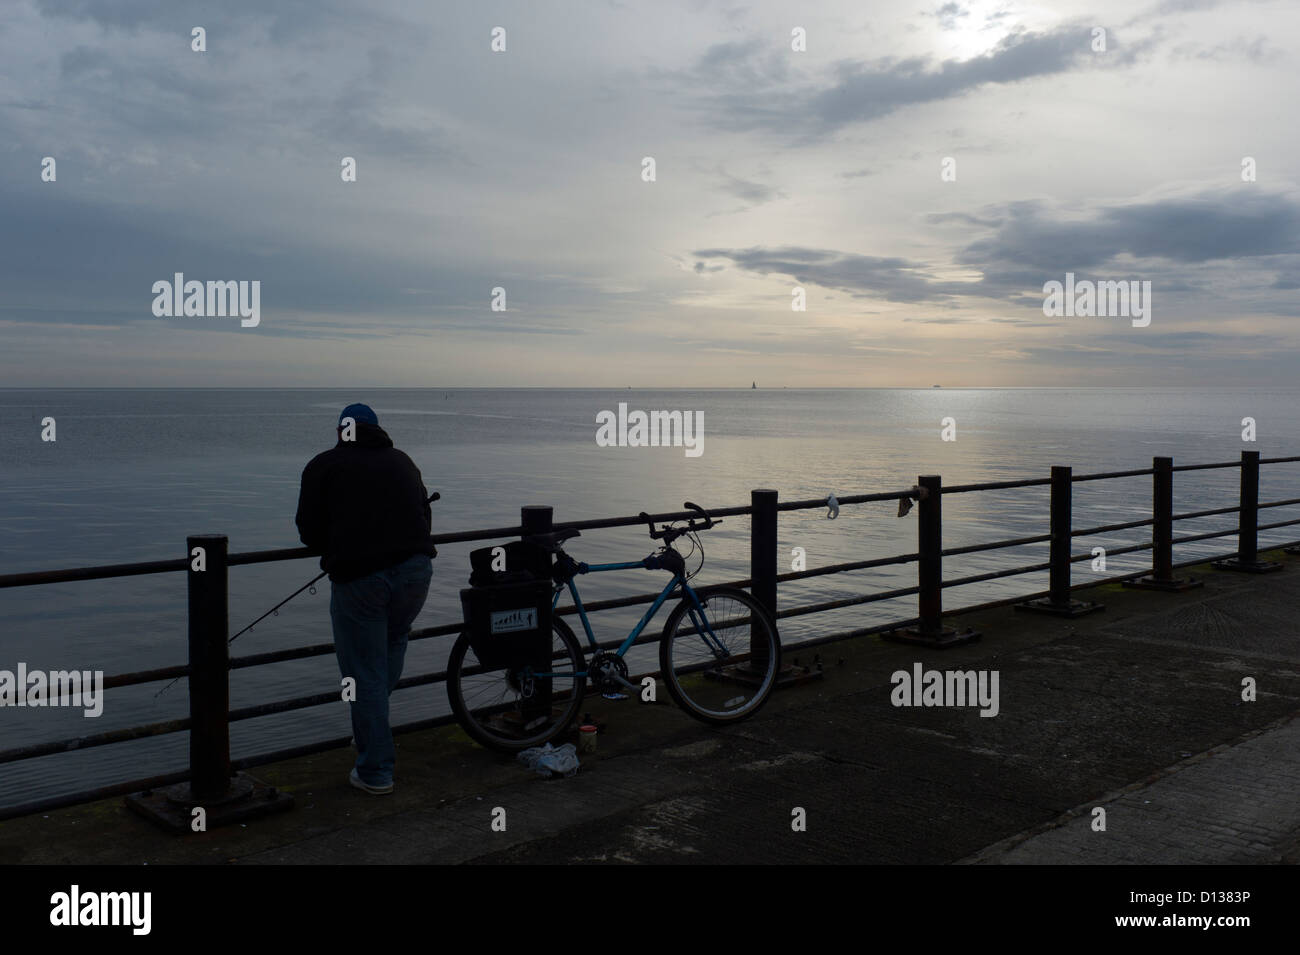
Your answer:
[295,422,436,583]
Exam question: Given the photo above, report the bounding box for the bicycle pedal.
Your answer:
[601,692,628,701]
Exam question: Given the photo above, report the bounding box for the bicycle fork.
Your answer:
[682,591,730,660]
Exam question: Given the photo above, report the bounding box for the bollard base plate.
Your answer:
[1013,597,1104,617]
[1212,557,1283,574]
[704,661,822,690]
[1123,575,1203,592]
[124,772,293,835]
[883,626,980,648]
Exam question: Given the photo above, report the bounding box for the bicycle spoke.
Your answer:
[447,619,587,751]
[660,588,780,722]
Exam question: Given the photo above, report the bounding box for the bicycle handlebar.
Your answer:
[638,502,721,542]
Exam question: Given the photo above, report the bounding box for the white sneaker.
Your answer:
[349,768,393,795]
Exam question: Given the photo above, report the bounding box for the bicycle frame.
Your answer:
[535,556,728,679]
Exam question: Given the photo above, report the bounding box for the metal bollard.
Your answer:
[1214,451,1282,574]
[886,475,979,647]
[1126,457,1202,591]
[1017,466,1102,615]
[123,535,293,833]
[750,489,778,668]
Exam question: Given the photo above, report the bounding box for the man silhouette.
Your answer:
[295,403,435,794]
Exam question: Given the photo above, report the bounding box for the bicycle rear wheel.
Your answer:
[658,585,781,724]
[447,615,587,753]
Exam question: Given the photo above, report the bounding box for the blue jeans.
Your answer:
[330,554,433,786]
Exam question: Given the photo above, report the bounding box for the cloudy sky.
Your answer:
[1,0,1296,387]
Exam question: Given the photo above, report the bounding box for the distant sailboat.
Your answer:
[752,381,757,389]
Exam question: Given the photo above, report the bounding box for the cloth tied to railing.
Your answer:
[898,484,929,518]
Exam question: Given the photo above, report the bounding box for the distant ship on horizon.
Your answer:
[752,381,756,389]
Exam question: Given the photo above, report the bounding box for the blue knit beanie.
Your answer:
[339,403,378,427]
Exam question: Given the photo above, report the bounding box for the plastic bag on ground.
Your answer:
[516,742,580,777]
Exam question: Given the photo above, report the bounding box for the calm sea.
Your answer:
[2,387,1297,809]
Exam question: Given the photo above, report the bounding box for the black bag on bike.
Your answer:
[467,540,548,587]
[461,541,553,669]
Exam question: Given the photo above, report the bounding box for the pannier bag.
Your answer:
[461,541,553,669]
[468,540,549,587]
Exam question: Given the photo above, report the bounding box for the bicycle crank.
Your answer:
[588,651,636,699]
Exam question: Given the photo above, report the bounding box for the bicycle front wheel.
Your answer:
[446,615,587,753]
[658,586,781,724]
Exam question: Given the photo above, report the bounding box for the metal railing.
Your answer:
[2,449,1298,821]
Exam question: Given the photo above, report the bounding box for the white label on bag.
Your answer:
[490,608,537,634]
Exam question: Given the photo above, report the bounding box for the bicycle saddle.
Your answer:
[524,528,580,551]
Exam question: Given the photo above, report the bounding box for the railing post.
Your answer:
[189,534,231,799]
[520,505,554,576]
[749,489,779,675]
[1127,457,1202,591]
[1017,466,1102,616]
[1214,450,1282,573]
[750,489,778,628]
[520,506,555,714]
[124,534,293,832]
[886,474,979,647]
[740,488,817,687]
[918,475,943,635]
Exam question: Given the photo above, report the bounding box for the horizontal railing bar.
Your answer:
[1070,540,1151,561]
[941,560,1054,589]
[942,533,1051,557]
[103,664,191,690]
[407,622,461,641]
[227,623,460,672]
[944,477,1052,493]
[225,546,314,567]
[229,642,339,670]
[228,690,341,722]
[558,591,659,614]
[1073,516,1154,536]
[0,716,191,765]
[777,552,919,582]
[1258,517,1300,532]
[229,524,537,566]
[0,556,190,589]
[777,491,913,510]
[1170,526,1245,546]
[1259,456,1300,465]
[776,585,921,618]
[1171,460,1241,472]
[1171,504,1239,521]
[553,505,753,533]
[1070,467,1155,482]
[1258,496,1300,510]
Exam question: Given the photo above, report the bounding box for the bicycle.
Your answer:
[446,502,782,752]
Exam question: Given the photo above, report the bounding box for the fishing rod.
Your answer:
[154,490,440,698]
